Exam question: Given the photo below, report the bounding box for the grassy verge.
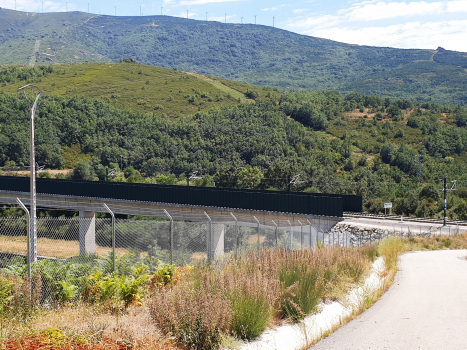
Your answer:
[7,233,462,350]
[405,233,467,251]
[148,247,371,349]
[0,246,374,350]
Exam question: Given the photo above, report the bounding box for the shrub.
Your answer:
[149,285,232,350]
[245,89,259,100]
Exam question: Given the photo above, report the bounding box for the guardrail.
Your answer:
[344,212,467,226]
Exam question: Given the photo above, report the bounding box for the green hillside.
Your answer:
[0,63,270,115]
[0,9,466,104]
[1,66,467,218]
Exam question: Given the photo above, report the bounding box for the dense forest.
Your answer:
[1,9,467,104]
[1,83,467,219]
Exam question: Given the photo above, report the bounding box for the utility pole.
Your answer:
[187,10,188,19]
[18,85,44,264]
[114,6,116,16]
[440,176,457,226]
[273,16,275,27]
[255,15,257,24]
[161,7,163,15]
[206,12,208,21]
[225,13,227,23]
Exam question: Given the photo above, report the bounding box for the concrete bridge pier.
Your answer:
[79,211,96,255]
[208,223,225,260]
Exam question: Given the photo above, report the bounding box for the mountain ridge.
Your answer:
[0,8,466,104]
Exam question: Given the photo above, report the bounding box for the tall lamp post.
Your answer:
[18,85,43,263]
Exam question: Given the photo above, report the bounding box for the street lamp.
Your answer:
[18,85,44,263]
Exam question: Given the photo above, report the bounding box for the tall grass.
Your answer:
[378,237,405,270]
[148,284,232,350]
[148,246,370,347]
[279,264,323,320]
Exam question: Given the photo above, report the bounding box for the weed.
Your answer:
[149,284,232,350]
[358,243,379,262]
[378,237,405,270]
[279,264,323,321]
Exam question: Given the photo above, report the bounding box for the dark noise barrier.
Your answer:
[0,176,362,217]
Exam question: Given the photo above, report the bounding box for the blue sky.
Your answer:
[2,0,467,52]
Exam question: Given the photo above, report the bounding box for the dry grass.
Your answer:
[246,235,266,244]
[405,233,467,251]
[4,303,178,350]
[378,237,405,270]
[148,246,373,348]
[1,246,375,350]
[0,236,129,258]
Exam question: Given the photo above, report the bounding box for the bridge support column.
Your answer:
[79,211,96,255]
[209,224,225,260]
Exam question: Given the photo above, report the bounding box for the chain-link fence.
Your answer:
[0,216,357,265]
[0,215,356,304]
[334,223,462,247]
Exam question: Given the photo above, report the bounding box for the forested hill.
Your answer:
[1,84,467,218]
[0,9,466,104]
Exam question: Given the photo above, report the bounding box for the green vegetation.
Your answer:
[405,233,467,251]
[2,76,467,218]
[377,237,406,270]
[0,9,466,103]
[0,246,372,349]
[0,63,266,115]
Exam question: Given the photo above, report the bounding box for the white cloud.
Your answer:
[311,19,467,51]
[179,10,197,18]
[446,0,467,12]
[262,5,285,11]
[209,14,235,22]
[287,14,341,31]
[179,0,244,5]
[340,1,444,22]
[293,9,307,14]
[1,0,66,12]
[284,1,467,51]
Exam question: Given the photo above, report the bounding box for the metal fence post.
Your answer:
[230,213,238,258]
[287,220,293,250]
[298,220,303,249]
[272,220,278,247]
[103,204,116,273]
[16,198,31,278]
[253,216,261,254]
[306,219,312,249]
[16,198,32,301]
[204,212,212,262]
[164,209,173,265]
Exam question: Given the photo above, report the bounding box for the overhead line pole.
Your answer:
[18,85,43,265]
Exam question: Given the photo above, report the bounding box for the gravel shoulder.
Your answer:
[309,249,467,350]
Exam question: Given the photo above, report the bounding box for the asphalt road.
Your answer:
[310,249,467,350]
